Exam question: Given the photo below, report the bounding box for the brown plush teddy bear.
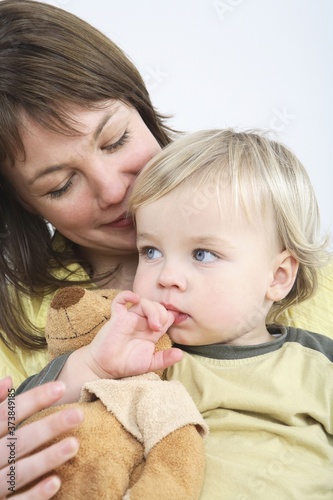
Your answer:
[22,287,208,500]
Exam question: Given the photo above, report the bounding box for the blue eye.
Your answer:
[194,249,217,263]
[141,247,162,260]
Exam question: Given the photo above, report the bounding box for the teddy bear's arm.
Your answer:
[125,424,206,500]
[81,375,208,500]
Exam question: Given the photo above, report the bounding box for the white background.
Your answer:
[41,0,333,247]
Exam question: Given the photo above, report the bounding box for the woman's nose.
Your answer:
[92,162,132,209]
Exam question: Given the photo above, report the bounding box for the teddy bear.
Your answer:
[22,286,208,500]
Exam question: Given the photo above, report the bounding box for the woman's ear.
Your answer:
[266,250,299,302]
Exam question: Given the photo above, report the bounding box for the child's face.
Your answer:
[133,185,282,346]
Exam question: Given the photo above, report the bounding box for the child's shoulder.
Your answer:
[285,326,333,362]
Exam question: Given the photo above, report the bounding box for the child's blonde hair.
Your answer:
[129,129,329,323]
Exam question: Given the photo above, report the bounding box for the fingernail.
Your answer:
[60,437,80,457]
[63,408,84,426]
[44,476,61,494]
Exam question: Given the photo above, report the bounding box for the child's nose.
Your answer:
[158,264,186,291]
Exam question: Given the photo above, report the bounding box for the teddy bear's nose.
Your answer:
[51,287,85,310]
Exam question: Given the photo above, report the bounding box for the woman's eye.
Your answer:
[141,247,162,260]
[103,130,130,152]
[194,249,217,263]
[48,178,73,199]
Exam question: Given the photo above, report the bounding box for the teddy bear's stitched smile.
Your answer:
[47,309,109,340]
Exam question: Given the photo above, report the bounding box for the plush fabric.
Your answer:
[20,287,208,500]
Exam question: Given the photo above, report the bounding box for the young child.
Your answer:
[110,129,332,499]
[32,128,331,498]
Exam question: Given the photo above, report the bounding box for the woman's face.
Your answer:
[3,101,161,257]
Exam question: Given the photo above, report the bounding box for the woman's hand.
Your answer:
[0,377,83,499]
[87,290,183,379]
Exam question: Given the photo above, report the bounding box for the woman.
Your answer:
[0,0,175,387]
[0,0,175,494]
[0,0,332,496]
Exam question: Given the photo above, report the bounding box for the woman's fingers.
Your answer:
[0,381,67,436]
[0,380,83,499]
[0,406,83,468]
[8,475,62,500]
[1,436,79,498]
[0,376,13,402]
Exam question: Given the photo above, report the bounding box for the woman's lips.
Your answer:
[104,213,133,229]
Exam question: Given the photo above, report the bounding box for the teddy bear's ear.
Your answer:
[46,287,120,360]
[50,286,85,310]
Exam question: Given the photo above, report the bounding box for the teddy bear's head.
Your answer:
[45,287,119,360]
[46,287,172,369]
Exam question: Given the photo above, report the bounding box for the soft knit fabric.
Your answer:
[166,326,333,499]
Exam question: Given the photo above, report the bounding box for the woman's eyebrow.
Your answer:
[93,112,113,141]
[27,164,65,185]
[93,103,120,140]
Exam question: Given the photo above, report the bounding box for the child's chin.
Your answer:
[168,329,197,346]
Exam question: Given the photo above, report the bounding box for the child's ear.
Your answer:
[266,250,299,302]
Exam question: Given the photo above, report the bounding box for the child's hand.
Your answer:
[86,291,183,379]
